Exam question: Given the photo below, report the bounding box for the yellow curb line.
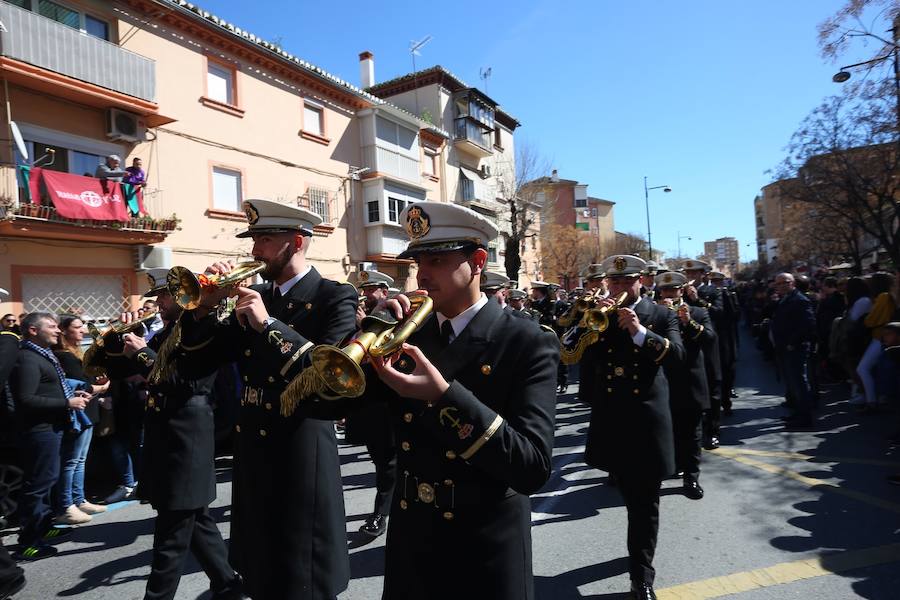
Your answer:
[710,450,900,514]
[657,543,900,599]
[713,447,900,468]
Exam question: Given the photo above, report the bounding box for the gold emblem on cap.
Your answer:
[244,201,260,225]
[663,273,672,283]
[685,261,694,268]
[405,205,430,240]
[613,256,627,272]
[359,271,369,283]
[590,264,599,273]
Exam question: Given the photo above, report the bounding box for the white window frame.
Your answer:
[207,61,235,106]
[16,122,123,177]
[303,100,325,137]
[211,166,243,212]
[375,115,419,160]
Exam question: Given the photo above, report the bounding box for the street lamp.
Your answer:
[677,231,691,257]
[644,176,671,260]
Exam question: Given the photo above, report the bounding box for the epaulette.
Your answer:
[540,324,556,334]
[0,331,20,341]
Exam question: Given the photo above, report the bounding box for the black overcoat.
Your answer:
[580,299,684,480]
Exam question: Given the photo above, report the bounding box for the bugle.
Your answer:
[559,291,629,365]
[280,294,433,412]
[83,310,160,376]
[167,261,266,310]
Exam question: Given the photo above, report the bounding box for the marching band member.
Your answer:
[181,199,357,600]
[579,254,684,600]
[655,271,716,500]
[365,201,559,600]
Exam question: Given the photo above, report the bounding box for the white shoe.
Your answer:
[77,501,107,515]
[54,505,92,525]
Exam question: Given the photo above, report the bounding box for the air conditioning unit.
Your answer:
[107,109,147,142]
[582,210,590,217]
[479,164,491,177]
[134,245,172,271]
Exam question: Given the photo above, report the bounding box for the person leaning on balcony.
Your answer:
[124,157,148,188]
[94,154,127,183]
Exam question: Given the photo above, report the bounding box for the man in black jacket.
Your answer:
[363,201,558,600]
[656,271,715,500]
[95,271,243,600]
[770,273,818,429]
[10,313,89,560]
[180,199,358,600]
[580,255,684,600]
[0,330,25,596]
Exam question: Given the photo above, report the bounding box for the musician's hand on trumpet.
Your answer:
[122,332,147,358]
[684,284,699,302]
[193,260,239,313]
[371,342,449,406]
[233,286,271,332]
[676,303,691,325]
[616,307,641,336]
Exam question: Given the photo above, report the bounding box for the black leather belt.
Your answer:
[398,470,511,512]
[146,394,209,411]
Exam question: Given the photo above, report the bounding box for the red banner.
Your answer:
[39,170,129,222]
[27,167,42,204]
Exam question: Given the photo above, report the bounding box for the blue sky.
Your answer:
[196,0,871,263]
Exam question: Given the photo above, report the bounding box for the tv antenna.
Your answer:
[409,34,432,118]
[480,67,492,94]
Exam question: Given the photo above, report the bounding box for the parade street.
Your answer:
[11,332,900,600]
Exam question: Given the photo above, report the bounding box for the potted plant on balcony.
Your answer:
[164,213,181,231]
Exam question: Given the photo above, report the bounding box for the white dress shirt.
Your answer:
[435,293,489,343]
[273,265,312,297]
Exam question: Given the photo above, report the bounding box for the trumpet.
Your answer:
[280,294,433,412]
[83,310,160,376]
[559,292,629,365]
[557,287,604,328]
[167,261,266,310]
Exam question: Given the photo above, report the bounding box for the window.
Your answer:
[487,245,498,263]
[38,0,79,28]
[423,150,437,177]
[367,200,380,223]
[207,62,235,105]
[307,186,330,222]
[591,207,598,217]
[303,102,324,137]
[387,197,406,223]
[459,172,475,202]
[494,127,502,148]
[85,14,109,40]
[211,167,242,212]
[574,197,587,208]
[8,0,30,9]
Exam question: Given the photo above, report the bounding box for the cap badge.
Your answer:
[685,261,694,269]
[359,271,369,283]
[590,264,599,274]
[613,256,627,272]
[244,201,260,225]
[405,205,430,240]
[664,273,672,283]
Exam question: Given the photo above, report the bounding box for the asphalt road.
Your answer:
[8,329,900,599]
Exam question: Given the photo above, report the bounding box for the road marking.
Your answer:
[712,447,900,467]
[657,543,900,599]
[710,450,900,514]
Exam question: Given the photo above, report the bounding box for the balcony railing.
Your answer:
[454,118,493,153]
[362,144,420,182]
[0,1,156,102]
[5,202,178,233]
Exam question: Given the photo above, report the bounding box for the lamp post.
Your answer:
[677,231,691,257]
[832,17,900,134]
[644,176,672,260]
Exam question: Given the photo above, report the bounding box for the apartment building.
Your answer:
[0,0,442,316]
[364,59,544,286]
[702,237,740,275]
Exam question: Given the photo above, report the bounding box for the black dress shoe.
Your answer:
[730,389,738,399]
[784,418,814,431]
[359,513,387,537]
[683,477,704,500]
[212,574,248,600]
[704,436,720,450]
[631,581,657,600]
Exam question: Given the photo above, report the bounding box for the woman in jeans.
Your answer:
[53,314,109,525]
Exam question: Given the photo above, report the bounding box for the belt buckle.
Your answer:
[417,482,435,504]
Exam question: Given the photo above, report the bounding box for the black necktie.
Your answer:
[273,287,282,300]
[440,319,454,347]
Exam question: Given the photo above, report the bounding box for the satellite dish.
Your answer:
[9,121,27,162]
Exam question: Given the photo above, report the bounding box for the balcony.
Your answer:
[453,118,493,158]
[0,1,156,103]
[361,144,421,184]
[0,167,177,245]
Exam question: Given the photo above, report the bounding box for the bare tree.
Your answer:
[610,231,649,257]
[495,141,552,282]
[540,223,595,289]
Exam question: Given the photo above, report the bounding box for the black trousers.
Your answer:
[18,429,62,546]
[366,434,397,517]
[144,506,234,600]
[557,362,568,387]
[0,544,22,585]
[721,361,736,409]
[671,404,703,479]
[616,473,661,585]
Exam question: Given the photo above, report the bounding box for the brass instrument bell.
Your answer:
[580,291,629,332]
[167,261,266,310]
